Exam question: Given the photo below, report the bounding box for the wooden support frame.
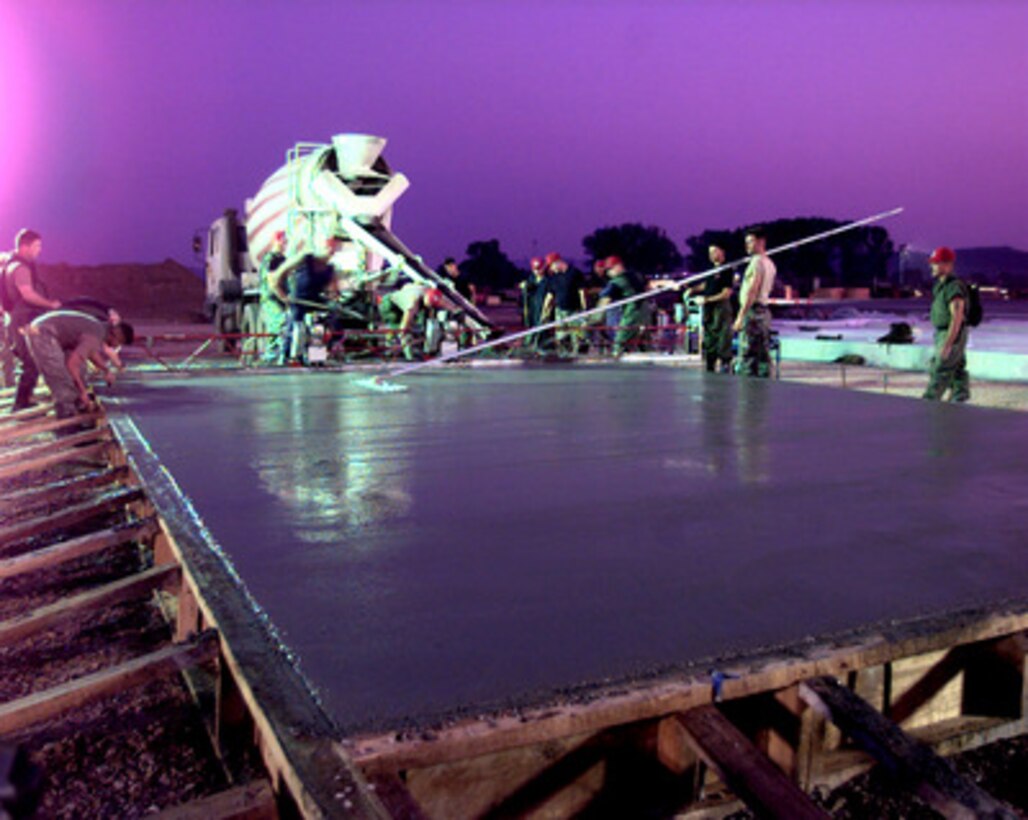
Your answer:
[0,441,111,481]
[0,517,157,581]
[0,486,144,547]
[0,631,218,736]
[0,563,179,646]
[0,466,128,514]
[799,676,1018,819]
[0,404,50,424]
[675,705,828,820]
[0,413,101,444]
[0,425,109,467]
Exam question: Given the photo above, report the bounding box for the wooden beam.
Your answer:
[799,676,1018,820]
[675,705,828,820]
[0,631,217,735]
[0,466,128,513]
[0,441,110,481]
[888,645,970,726]
[0,518,157,581]
[0,425,109,467]
[0,486,144,547]
[153,779,277,819]
[0,404,50,424]
[0,413,101,444]
[0,562,179,646]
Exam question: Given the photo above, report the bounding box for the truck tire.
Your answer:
[214,302,240,352]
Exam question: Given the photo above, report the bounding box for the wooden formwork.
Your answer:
[2,393,1025,818]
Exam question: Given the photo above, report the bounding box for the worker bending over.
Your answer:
[26,310,133,419]
[378,282,445,360]
[272,235,342,363]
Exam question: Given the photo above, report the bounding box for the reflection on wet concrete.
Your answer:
[115,368,1028,733]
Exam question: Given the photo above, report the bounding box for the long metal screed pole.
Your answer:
[375,207,904,384]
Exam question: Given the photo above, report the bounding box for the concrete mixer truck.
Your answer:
[203,133,493,354]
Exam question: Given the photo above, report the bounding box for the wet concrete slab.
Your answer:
[111,367,1028,733]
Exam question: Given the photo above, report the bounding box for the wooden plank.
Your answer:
[0,441,110,481]
[0,413,101,444]
[675,706,827,820]
[0,466,128,513]
[154,779,277,819]
[799,676,1018,820]
[0,562,179,646]
[0,425,109,467]
[0,486,144,547]
[889,646,969,726]
[0,518,157,581]
[0,631,217,735]
[0,404,50,424]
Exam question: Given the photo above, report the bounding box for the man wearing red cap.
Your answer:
[596,256,650,355]
[923,246,970,401]
[541,254,587,356]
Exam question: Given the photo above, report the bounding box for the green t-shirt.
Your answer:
[930,276,967,330]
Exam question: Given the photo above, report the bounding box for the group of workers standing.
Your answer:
[521,227,779,377]
[2,229,134,420]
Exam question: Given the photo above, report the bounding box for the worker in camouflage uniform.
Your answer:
[923,246,970,402]
[732,227,776,378]
[596,256,650,356]
[257,231,288,364]
[684,244,735,372]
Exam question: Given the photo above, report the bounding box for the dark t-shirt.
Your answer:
[33,311,105,354]
[548,269,586,311]
[291,255,335,300]
[523,275,551,324]
[701,267,734,299]
[451,275,474,301]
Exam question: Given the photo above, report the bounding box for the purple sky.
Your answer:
[2,0,1026,267]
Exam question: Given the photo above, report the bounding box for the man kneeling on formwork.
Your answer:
[25,310,134,419]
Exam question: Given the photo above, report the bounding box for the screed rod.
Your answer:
[379,207,903,382]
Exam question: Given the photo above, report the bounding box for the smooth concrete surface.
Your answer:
[112,368,1028,732]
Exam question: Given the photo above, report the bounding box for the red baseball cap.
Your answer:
[425,288,444,308]
[530,257,544,269]
[928,246,956,265]
[604,255,624,269]
[544,251,563,267]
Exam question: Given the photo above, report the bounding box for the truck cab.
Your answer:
[204,208,259,338]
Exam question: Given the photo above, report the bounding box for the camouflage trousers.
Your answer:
[701,300,734,372]
[738,304,772,378]
[923,327,970,402]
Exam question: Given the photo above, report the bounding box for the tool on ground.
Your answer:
[363,207,904,390]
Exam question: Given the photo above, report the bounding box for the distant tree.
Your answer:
[461,239,523,290]
[684,217,894,294]
[581,223,683,276]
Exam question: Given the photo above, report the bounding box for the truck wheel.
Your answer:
[215,303,240,352]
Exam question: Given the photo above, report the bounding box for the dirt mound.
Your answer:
[38,259,205,322]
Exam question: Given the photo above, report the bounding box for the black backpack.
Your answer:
[965,281,983,328]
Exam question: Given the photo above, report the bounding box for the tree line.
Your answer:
[457,217,895,294]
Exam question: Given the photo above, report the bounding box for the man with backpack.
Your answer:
[2,230,61,411]
[923,246,973,402]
